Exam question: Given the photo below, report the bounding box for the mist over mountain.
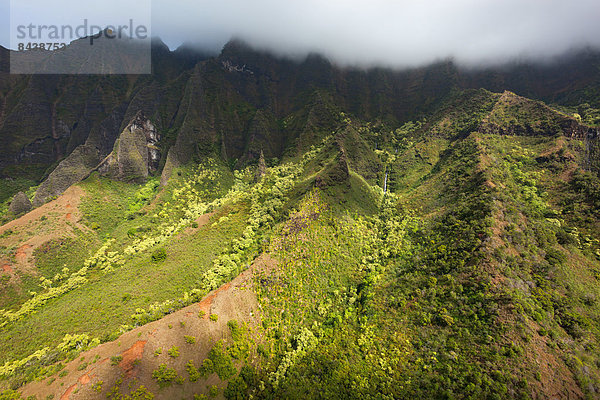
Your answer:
[2,0,600,68]
[151,0,600,67]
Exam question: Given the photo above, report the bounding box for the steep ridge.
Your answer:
[479,90,594,137]
[97,112,160,182]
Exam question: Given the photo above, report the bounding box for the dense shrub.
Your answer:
[151,248,167,262]
[208,341,237,380]
[152,364,178,388]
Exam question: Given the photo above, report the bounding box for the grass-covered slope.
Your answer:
[0,89,600,399]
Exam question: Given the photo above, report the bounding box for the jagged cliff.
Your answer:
[1,41,600,206]
[98,111,160,182]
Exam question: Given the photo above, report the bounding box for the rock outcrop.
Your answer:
[33,105,128,206]
[8,191,32,215]
[98,112,160,182]
[33,110,160,206]
[315,148,350,189]
[255,150,267,181]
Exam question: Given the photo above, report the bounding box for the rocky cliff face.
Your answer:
[0,40,207,184]
[2,40,599,207]
[8,191,32,215]
[98,112,160,182]
[32,104,128,206]
[584,129,600,173]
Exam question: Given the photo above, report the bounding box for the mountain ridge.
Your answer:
[2,39,598,205]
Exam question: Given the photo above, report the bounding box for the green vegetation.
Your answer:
[110,355,122,366]
[0,334,98,383]
[91,381,103,393]
[2,85,600,400]
[0,161,245,376]
[152,364,178,388]
[33,236,96,283]
[208,385,219,397]
[184,335,196,344]
[150,248,167,263]
[208,341,237,380]
[167,346,180,358]
[186,360,202,382]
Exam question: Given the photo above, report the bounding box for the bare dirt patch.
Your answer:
[524,320,583,399]
[78,373,92,386]
[198,282,231,319]
[14,244,31,265]
[119,340,146,379]
[0,185,88,276]
[184,212,215,235]
[59,384,76,400]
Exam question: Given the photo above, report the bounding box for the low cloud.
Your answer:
[2,0,599,68]
[153,0,600,67]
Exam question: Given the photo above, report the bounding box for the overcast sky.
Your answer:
[2,0,600,68]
